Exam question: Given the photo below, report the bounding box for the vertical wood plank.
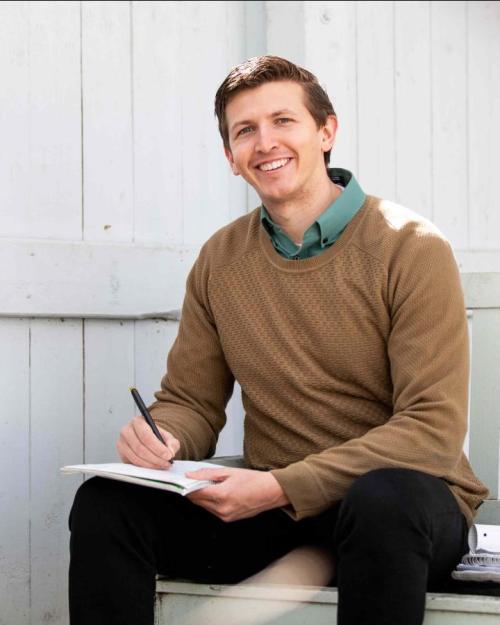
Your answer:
[30,319,83,625]
[463,313,473,458]
[394,1,432,216]
[0,0,29,237]
[134,319,179,406]
[0,319,30,625]
[0,1,81,240]
[468,0,500,249]
[224,1,250,222]
[431,1,468,248]
[469,309,500,499]
[356,0,396,200]
[180,1,246,246]
[82,0,134,242]
[132,1,183,244]
[265,0,305,64]
[84,320,135,463]
[245,0,267,60]
[303,1,358,172]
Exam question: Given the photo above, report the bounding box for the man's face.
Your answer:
[224,81,336,206]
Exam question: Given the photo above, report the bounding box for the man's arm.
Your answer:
[148,249,235,460]
[270,232,475,520]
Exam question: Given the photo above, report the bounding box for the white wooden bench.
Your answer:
[155,278,500,624]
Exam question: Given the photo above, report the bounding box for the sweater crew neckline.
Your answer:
[258,195,373,272]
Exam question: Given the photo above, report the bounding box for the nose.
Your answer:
[255,125,279,153]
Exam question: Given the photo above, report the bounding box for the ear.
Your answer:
[224,146,240,176]
[321,114,338,153]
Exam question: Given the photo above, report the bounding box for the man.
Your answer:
[69,56,488,625]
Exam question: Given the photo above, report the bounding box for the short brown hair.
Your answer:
[215,55,336,166]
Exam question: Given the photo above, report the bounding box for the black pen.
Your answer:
[129,387,175,463]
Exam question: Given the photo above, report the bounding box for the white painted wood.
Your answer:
[463,312,473,458]
[180,1,247,246]
[82,0,134,242]
[265,0,305,64]
[455,251,500,274]
[84,320,135,463]
[302,1,358,172]
[0,319,30,625]
[356,1,396,200]
[468,308,500,499]
[394,1,432,217]
[1,238,198,317]
[0,1,29,238]
[29,319,83,625]
[431,1,468,249]
[467,0,500,249]
[225,1,251,223]
[0,1,81,240]
[461,272,500,309]
[132,1,183,244]
[133,319,179,406]
[244,0,266,61]
[155,581,500,625]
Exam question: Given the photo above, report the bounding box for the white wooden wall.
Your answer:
[1,2,499,624]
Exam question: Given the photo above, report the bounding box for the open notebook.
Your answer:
[61,460,224,496]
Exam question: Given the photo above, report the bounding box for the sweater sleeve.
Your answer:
[271,231,471,520]
[148,250,235,460]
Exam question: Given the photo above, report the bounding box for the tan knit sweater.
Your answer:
[150,195,488,524]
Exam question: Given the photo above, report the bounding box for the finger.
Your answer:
[122,421,172,468]
[131,416,174,462]
[118,437,172,469]
[158,427,181,458]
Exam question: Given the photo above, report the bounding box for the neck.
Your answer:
[264,171,340,243]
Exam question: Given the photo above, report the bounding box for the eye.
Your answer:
[236,126,253,137]
[276,117,292,125]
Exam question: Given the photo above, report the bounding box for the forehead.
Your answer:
[225,81,309,123]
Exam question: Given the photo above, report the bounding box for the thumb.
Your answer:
[185,468,230,481]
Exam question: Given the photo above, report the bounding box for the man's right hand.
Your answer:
[116,415,180,469]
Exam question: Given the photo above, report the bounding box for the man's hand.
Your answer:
[186,467,290,522]
[116,415,180,469]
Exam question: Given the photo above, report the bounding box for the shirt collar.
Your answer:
[260,168,366,259]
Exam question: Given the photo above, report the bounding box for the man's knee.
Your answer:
[69,477,137,535]
[337,468,437,542]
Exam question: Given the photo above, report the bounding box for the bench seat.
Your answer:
[155,580,500,625]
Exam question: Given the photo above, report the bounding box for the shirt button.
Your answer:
[322,237,328,244]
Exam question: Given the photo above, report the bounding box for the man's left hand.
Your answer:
[186,467,290,522]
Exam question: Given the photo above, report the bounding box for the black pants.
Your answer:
[68,468,468,625]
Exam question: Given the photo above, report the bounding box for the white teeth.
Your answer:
[258,158,289,172]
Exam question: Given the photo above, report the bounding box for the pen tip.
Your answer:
[129,387,136,392]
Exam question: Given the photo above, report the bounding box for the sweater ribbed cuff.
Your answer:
[271,462,333,521]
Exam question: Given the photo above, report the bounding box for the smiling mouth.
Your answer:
[257,158,291,172]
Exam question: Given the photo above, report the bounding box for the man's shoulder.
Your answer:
[355,196,453,267]
[198,207,261,269]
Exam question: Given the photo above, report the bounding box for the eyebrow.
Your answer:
[230,109,298,134]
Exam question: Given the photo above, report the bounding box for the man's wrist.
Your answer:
[267,472,290,508]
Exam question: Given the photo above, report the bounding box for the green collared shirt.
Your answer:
[260,168,366,259]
